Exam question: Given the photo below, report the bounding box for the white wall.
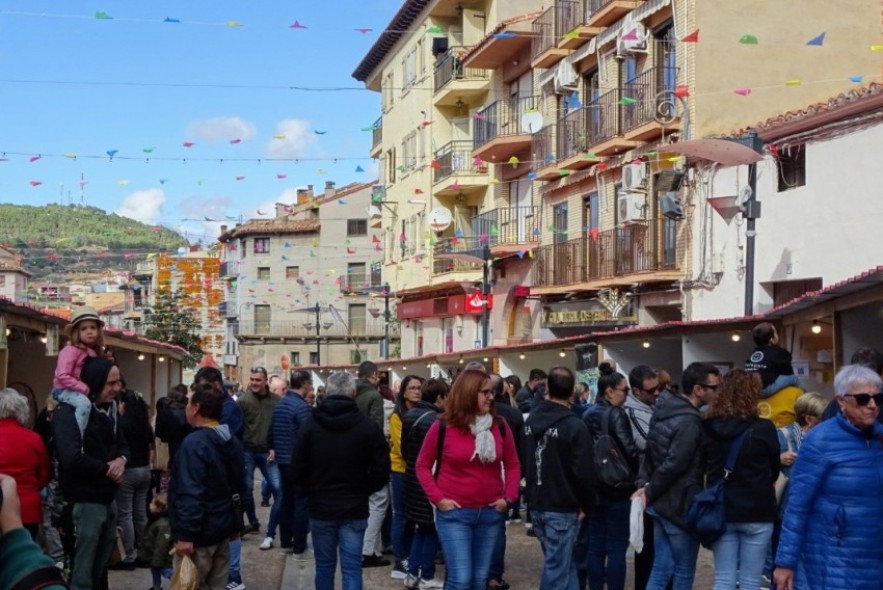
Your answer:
[839,301,883,363]
[682,332,755,372]
[603,339,684,385]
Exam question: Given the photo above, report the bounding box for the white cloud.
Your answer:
[266,119,317,159]
[116,188,166,222]
[185,116,257,143]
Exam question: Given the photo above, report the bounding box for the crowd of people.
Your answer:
[1,309,883,590]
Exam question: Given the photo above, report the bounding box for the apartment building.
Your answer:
[0,246,29,304]
[217,181,396,380]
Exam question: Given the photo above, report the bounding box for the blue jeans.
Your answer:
[228,537,241,582]
[646,516,699,590]
[487,515,506,582]
[243,450,281,537]
[114,466,151,562]
[587,499,630,590]
[54,389,91,437]
[436,507,505,590]
[711,522,774,590]
[311,518,367,590]
[278,464,310,552]
[390,472,413,561]
[533,511,580,590]
[408,523,439,581]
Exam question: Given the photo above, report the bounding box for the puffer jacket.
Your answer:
[401,401,441,526]
[636,391,704,529]
[583,399,640,500]
[775,413,883,589]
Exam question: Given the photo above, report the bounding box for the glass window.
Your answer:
[254,304,271,333]
[257,267,271,280]
[347,219,368,236]
[290,351,300,367]
[286,266,299,280]
[254,238,270,254]
[349,304,367,335]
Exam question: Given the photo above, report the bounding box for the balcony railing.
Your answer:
[532,124,558,166]
[532,1,581,60]
[434,46,488,92]
[472,206,541,246]
[557,106,589,161]
[371,117,382,150]
[218,297,238,319]
[340,279,385,294]
[622,67,678,131]
[434,140,486,184]
[587,88,621,146]
[473,95,542,150]
[238,318,397,338]
[533,218,680,287]
[433,237,484,275]
[219,260,240,278]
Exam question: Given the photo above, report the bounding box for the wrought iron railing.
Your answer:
[432,237,484,275]
[557,107,589,161]
[472,206,541,246]
[532,1,581,59]
[532,124,558,167]
[433,140,486,184]
[473,95,542,150]
[434,46,488,92]
[622,67,679,131]
[219,260,240,278]
[238,318,397,338]
[371,117,382,150]
[587,88,621,146]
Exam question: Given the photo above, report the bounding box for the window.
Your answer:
[402,46,417,89]
[402,131,418,171]
[386,147,397,184]
[553,202,568,244]
[257,267,271,280]
[309,352,319,365]
[290,351,301,367]
[777,145,806,191]
[415,320,424,357]
[349,304,367,335]
[584,192,599,232]
[254,304,271,333]
[286,266,299,280]
[382,71,395,112]
[254,237,270,254]
[772,278,822,307]
[347,219,368,236]
[347,262,367,288]
[371,262,382,287]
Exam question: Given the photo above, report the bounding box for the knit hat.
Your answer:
[81,356,116,400]
[64,306,104,337]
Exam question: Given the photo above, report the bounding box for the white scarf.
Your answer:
[470,414,496,464]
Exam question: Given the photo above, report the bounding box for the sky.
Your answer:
[0,1,402,244]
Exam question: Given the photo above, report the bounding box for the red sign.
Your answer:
[397,292,493,319]
[513,285,531,298]
[464,290,493,314]
[397,299,435,320]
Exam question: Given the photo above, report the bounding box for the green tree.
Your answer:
[141,289,204,368]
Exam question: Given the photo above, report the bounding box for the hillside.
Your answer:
[0,204,189,280]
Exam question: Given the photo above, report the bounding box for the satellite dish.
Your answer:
[521,111,544,134]
[428,206,453,232]
[367,205,382,218]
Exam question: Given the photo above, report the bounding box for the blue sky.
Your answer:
[0,1,399,243]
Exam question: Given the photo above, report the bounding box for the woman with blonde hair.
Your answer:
[416,370,521,590]
[702,370,780,590]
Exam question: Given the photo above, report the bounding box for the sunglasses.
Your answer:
[844,392,883,406]
[700,383,720,391]
[639,385,660,395]
[251,367,267,375]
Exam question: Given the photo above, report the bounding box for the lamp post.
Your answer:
[383,283,391,359]
[314,302,321,366]
[742,130,762,316]
[481,244,491,348]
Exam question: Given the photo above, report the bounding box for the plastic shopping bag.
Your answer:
[629,496,644,554]
[170,554,198,590]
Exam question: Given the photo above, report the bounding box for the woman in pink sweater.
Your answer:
[416,370,521,590]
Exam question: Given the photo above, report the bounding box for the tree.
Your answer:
[141,288,204,368]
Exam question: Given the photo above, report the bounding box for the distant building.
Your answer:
[0,246,30,304]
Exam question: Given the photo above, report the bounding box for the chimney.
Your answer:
[220,225,227,233]
[324,181,336,200]
[296,188,310,205]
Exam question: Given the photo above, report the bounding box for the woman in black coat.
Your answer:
[400,378,449,588]
[154,384,191,467]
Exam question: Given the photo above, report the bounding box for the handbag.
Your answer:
[774,428,793,503]
[686,429,747,548]
[592,409,633,489]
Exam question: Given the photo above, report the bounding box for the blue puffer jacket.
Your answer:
[775,413,883,589]
[268,391,313,465]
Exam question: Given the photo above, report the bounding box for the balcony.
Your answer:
[472,96,541,162]
[533,218,683,291]
[370,117,382,158]
[586,0,642,29]
[586,88,639,156]
[433,140,488,196]
[531,124,563,180]
[238,317,398,339]
[622,66,680,142]
[432,237,484,277]
[472,206,541,255]
[218,297,238,319]
[556,107,598,170]
[340,279,386,295]
[219,260,240,279]
[433,46,490,107]
[531,2,579,69]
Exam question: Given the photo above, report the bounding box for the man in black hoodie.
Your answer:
[634,362,720,590]
[523,366,595,590]
[53,356,129,590]
[292,371,390,590]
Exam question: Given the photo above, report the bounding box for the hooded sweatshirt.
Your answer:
[523,401,595,514]
[291,395,390,521]
[703,416,780,523]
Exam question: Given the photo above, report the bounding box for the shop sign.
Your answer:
[541,300,637,328]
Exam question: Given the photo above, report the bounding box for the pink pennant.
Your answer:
[230,138,242,144]
[290,20,307,29]
[257,209,267,215]
[355,28,372,34]
[276,173,287,179]
[734,88,752,97]
[79,180,89,189]
[346,248,356,254]
[29,180,42,187]
[236,176,246,181]
[621,29,638,41]
[29,155,41,163]
[183,141,196,148]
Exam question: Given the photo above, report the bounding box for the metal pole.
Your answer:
[383,283,390,359]
[744,161,757,316]
[482,244,490,348]
[315,302,321,366]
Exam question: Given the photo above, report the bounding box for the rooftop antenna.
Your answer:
[79,172,86,205]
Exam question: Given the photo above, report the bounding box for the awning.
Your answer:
[663,139,764,166]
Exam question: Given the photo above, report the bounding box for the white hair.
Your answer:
[0,388,30,425]
[326,371,357,398]
[833,364,883,397]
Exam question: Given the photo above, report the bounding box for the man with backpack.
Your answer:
[523,366,595,589]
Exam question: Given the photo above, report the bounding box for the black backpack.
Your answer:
[592,409,633,489]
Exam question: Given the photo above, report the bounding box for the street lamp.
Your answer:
[481,244,491,349]
[302,303,334,366]
[383,282,391,359]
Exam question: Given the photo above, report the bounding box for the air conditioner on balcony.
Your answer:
[616,23,649,56]
[618,192,646,224]
[621,162,648,191]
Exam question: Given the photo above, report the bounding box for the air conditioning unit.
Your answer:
[621,162,648,191]
[660,192,685,220]
[616,24,649,56]
[618,192,646,224]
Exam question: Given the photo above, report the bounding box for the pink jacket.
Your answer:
[53,344,98,393]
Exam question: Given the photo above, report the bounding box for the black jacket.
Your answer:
[118,390,154,469]
[155,403,191,465]
[291,395,390,521]
[636,391,705,529]
[703,417,780,523]
[401,401,442,526]
[523,401,595,514]
[494,395,524,460]
[53,402,129,504]
[583,399,640,500]
[169,425,245,547]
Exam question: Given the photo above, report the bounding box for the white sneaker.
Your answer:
[418,578,444,589]
[404,574,419,589]
[226,581,245,590]
[259,537,274,550]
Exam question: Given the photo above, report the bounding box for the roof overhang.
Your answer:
[663,139,763,166]
[462,22,535,69]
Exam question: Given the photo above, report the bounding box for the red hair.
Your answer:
[443,369,494,432]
